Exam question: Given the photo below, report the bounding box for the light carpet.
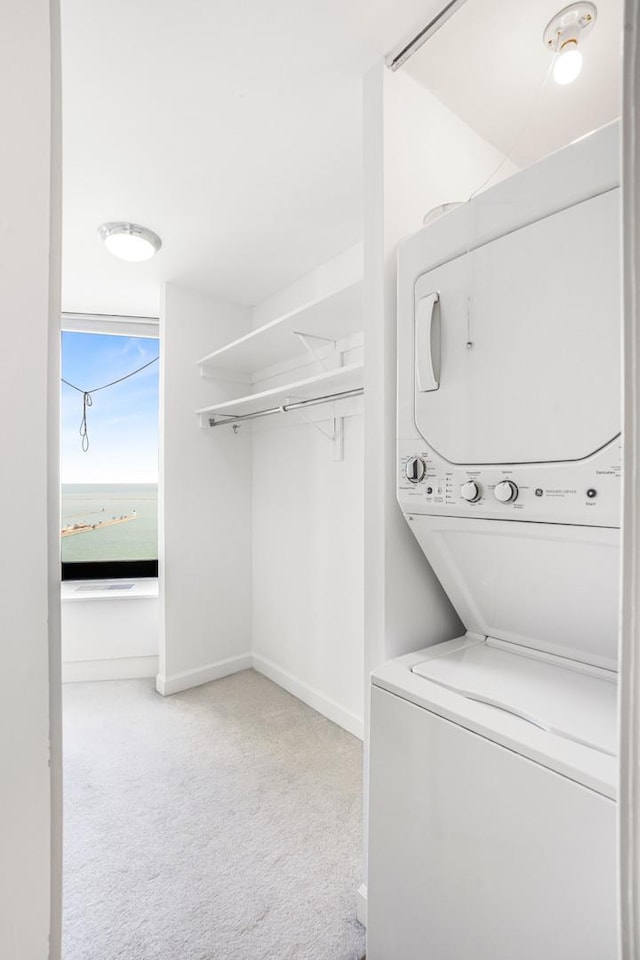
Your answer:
[63,669,366,960]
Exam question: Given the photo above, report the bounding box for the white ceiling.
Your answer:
[60,0,446,317]
[404,0,622,169]
[61,0,623,319]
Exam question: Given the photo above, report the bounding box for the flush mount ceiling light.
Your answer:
[543,2,597,85]
[97,222,162,262]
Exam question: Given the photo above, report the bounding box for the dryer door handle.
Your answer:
[415,292,440,392]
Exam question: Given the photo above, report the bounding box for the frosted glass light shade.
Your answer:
[98,222,162,262]
[553,46,583,84]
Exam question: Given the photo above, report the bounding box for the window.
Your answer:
[61,316,159,580]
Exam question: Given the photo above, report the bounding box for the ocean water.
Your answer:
[61,483,158,562]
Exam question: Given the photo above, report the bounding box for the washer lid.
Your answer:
[413,189,621,465]
[412,639,617,757]
[407,515,620,671]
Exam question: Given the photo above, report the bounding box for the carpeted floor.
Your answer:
[62,669,366,960]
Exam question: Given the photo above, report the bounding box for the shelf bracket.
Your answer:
[292,332,341,372]
[293,403,344,461]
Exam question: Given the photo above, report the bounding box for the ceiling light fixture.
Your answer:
[97,222,162,262]
[543,2,597,86]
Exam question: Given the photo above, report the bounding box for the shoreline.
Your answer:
[61,513,137,538]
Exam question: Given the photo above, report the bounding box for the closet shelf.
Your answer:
[195,362,363,420]
[196,280,362,375]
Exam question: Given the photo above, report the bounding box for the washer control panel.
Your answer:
[397,438,621,527]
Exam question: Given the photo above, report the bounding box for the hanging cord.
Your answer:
[62,354,159,452]
[423,57,557,228]
[467,55,556,202]
[456,54,558,352]
[79,392,92,451]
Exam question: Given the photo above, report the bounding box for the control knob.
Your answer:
[405,457,426,484]
[460,481,480,503]
[494,480,518,503]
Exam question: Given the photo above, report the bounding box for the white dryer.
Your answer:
[367,123,621,960]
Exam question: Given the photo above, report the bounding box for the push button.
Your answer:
[587,488,597,499]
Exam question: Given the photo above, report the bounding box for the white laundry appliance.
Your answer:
[367,122,621,960]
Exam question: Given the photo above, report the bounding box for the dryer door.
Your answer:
[414,189,621,465]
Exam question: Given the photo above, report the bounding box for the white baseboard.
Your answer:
[62,655,158,683]
[156,653,252,696]
[252,654,364,740]
[356,883,367,928]
[155,652,364,741]
[65,650,364,741]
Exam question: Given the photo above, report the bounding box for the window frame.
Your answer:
[60,313,160,582]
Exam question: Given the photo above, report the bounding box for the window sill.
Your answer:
[61,579,159,602]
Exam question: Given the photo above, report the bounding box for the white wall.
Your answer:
[158,283,253,694]
[0,1,62,958]
[249,248,365,737]
[364,64,519,679]
[252,243,362,329]
[61,588,159,681]
[361,61,520,890]
[251,416,364,736]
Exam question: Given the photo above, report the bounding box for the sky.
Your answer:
[61,331,159,483]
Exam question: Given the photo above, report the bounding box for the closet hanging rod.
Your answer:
[207,386,364,428]
[385,0,469,70]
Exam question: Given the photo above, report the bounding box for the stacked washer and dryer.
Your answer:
[367,122,621,959]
